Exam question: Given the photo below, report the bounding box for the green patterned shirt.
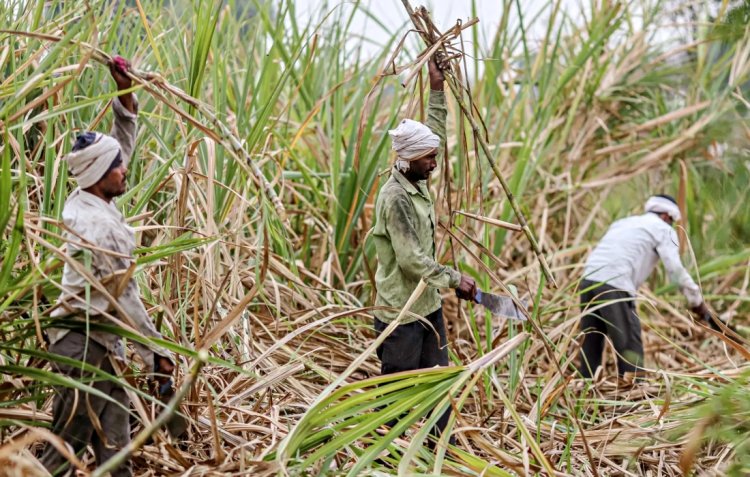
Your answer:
[372,91,461,323]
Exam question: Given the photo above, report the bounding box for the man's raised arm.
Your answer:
[109,56,139,167]
[425,57,447,151]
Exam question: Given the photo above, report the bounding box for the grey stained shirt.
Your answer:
[372,91,461,324]
[49,97,167,370]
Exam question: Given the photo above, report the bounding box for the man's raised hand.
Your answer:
[428,56,445,91]
[109,55,132,90]
[109,55,136,113]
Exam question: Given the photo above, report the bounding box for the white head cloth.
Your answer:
[65,133,121,189]
[388,119,440,172]
[645,196,681,222]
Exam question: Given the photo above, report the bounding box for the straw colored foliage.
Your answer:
[0,0,749,475]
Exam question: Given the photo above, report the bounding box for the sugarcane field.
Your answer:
[2,0,750,475]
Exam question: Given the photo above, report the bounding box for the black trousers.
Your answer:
[374,307,453,445]
[577,280,644,378]
[40,331,132,477]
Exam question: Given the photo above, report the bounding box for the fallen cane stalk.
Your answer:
[92,350,209,477]
[396,3,557,288]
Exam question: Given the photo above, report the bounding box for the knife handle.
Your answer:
[455,288,481,303]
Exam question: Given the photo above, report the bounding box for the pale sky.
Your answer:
[292,0,578,59]
[290,0,703,64]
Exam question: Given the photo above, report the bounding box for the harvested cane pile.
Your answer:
[1,0,750,476]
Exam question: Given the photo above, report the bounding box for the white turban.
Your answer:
[388,118,440,161]
[65,133,121,189]
[645,195,681,222]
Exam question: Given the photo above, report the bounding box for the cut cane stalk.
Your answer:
[394,4,557,288]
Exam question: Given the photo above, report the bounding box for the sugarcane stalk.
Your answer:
[398,2,557,288]
[445,79,556,286]
[0,30,289,225]
[119,62,289,225]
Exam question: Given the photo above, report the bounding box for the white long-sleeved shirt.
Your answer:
[583,213,703,307]
[49,97,167,370]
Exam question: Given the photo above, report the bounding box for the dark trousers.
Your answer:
[374,307,453,445]
[577,280,644,378]
[40,332,132,477]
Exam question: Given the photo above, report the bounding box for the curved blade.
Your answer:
[475,289,527,321]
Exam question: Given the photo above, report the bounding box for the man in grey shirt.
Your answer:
[41,57,173,477]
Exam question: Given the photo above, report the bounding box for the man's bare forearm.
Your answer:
[118,89,135,114]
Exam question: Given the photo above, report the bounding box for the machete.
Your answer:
[473,289,527,321]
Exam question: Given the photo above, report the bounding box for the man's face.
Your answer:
[98,161,128,199]
[404,149,438,182]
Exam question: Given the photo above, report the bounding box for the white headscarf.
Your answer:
[645,195,681,222]
[65,133,121,189]
[388,118,440,172]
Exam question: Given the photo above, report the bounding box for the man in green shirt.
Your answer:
[372,56,476,444]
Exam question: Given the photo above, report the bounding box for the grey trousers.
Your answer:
[577,280,644,378]
[40,331,132,477]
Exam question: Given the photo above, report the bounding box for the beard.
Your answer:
[404,167,434,182]
[103,179,127,200]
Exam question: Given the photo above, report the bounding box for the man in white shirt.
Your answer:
[578,194,711,378]
[41,57,173,477]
